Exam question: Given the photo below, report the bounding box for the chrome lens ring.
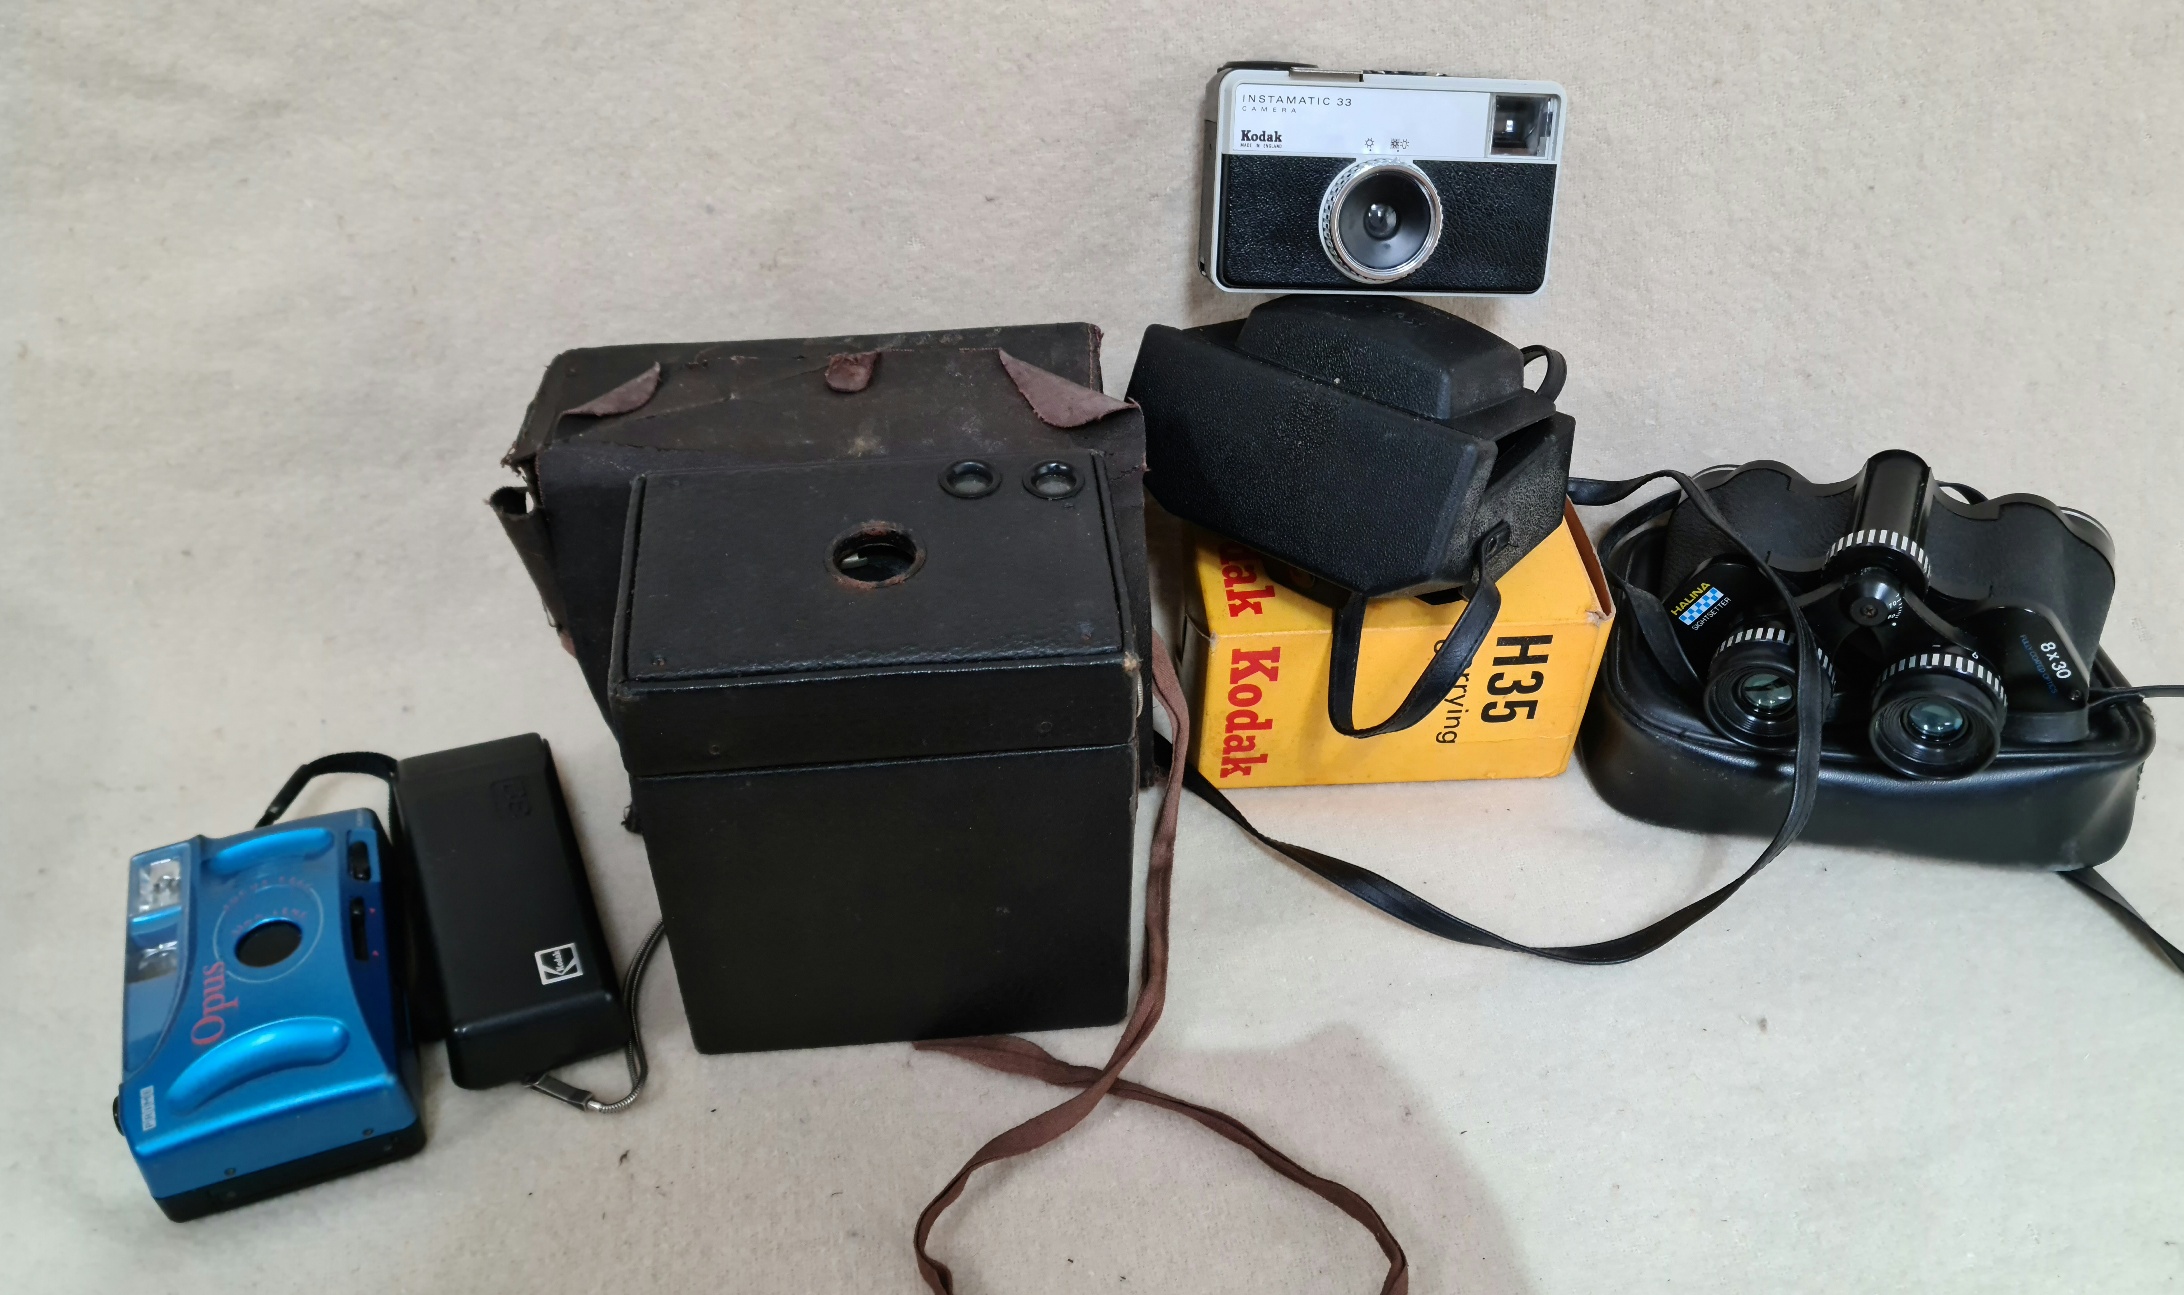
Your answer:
[1318,159,1444,285]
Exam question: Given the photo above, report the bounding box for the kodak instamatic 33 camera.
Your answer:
[1199,63,1565,294]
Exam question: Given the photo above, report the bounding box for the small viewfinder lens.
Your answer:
[1490,95,1548,156]
[940,461,999,499]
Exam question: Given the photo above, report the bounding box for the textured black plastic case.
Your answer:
[397,735,628,1087]
[1578,523,2156,867]
[1129,295,1573,597]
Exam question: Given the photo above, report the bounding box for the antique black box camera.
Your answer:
[609,455,1139,1051]
[496,326,1146,1052]
[1581,451,2155,865]
[1199,64,1565,294]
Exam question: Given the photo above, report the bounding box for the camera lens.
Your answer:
[235,919,304,968]
[1867,654,2004,780]
[1703,626,1832,748]
[829,523,922,586]
[1319,160,1442,284]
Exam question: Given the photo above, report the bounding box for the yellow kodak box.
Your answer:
[1180,503,1615,788]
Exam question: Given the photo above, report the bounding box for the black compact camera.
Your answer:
[1660,450,2111,779]
[1197,63,1564,294]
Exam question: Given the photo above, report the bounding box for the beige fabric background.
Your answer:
[6,3,2183,1291]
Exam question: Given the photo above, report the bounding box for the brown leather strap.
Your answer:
[911,636,1409,1294]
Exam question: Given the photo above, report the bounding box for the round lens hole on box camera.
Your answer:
[1024,461,1082,500]
[830,523,923,587]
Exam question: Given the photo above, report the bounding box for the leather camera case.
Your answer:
[493,322,1156,769]
[1128,294,1573,598]
[1578,517,2156,868]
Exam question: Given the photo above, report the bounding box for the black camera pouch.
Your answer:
[1129,295,1574,736]
[1579,518,2156,867]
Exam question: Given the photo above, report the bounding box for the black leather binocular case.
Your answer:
[1579,453,2155,866]
[1128,295,1575,737]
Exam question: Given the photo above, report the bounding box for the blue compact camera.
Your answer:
[117,810,423,1220]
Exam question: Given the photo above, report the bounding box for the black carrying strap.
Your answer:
[1324,348,1568,738]
[1189,469,2184,979]
[256,751,400,827]
[2093,684,2184,709]
[1327,548,1502,737]
[1520,344,1567,403]
[1201,469,1827,963]
[2062,866,2184,976]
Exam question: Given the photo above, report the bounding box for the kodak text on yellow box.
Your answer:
[1181,503,1615,788]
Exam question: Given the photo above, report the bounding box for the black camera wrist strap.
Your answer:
[1186,470,2184,977]
[1324,346,1568,740]
[1327,544,1504,738]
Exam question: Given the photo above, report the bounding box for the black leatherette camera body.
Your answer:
[1212,155,1557,294]
[1129,294,1573,597]
[1579,465,2155,867]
